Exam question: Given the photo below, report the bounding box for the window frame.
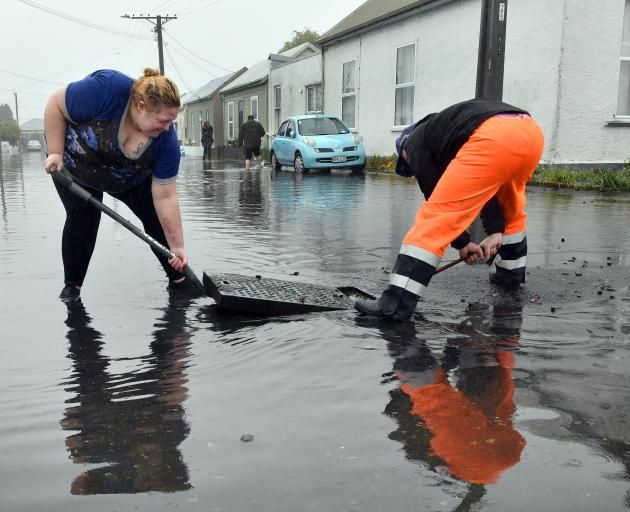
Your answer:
[341,59,357,129]
[393,41,416,128]
[227,101,235,141]
[274,86,281,131]
[190,112,196,142]
[251,95,259,120]
[305,83,322,114]
[617,0,630,119]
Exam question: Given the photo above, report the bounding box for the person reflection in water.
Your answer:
[60,297,192,494]
[381,302,525,492]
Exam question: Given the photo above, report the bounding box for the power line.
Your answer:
[162,26,234,73]
[121,14,177,74]
[17,0,152,40]
[163,43,197,98]
[163,42,220,79]
[179,0,224,15]
[0,68,63,87]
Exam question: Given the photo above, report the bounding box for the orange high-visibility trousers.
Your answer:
[403,115,544,257]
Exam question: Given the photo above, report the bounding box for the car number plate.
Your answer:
[332,156,347,163]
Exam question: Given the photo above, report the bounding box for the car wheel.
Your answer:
[271,151,281,171]
[351,163,366,173]
[294,152,307,173]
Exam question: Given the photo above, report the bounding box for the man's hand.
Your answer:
[458,242,483,263]
[479,233,503,259]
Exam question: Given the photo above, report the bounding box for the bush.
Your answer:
[367,153,398,171]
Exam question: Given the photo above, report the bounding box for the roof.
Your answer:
[20,118,44,131]
[221,42,319,94]
[182,70,244,105]
[318,0,455,45]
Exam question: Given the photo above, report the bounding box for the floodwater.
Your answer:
[1,151,629,512]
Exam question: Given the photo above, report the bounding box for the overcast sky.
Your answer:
[1,0,366,122]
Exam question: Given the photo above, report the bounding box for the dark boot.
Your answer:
[59,284,81,303]
[354,286,420,321]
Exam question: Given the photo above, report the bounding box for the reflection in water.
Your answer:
[381,303,525,504]
[60,297,192,494]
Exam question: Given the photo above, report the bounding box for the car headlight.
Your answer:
[303,137,316,148]
[352,133,361,144]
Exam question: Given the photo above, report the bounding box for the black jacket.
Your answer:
[201,126,213,145]
[403,99,529,249]
[238,120,265,148]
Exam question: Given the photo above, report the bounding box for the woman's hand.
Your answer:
[168,247,188,272]
[479,233,503,259]
[44,153,64,173]
[458,242,484,263]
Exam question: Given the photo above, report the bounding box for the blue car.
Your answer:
[270,115,366,173]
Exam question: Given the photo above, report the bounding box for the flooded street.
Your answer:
[1,152,630,511]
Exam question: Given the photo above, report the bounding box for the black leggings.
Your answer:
[54,177,182,287]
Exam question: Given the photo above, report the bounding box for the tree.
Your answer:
[0,104,15,123]
[0,121,20,145]
[278,28,321,53]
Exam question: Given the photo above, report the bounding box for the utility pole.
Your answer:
[14,92,21,153]
[121,13,178,75]
[13,93,20,128]
[475,0,507,100]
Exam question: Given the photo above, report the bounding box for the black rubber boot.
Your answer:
[59,284,81,303]
[354,286,419,321]
[489,267,525,291]
[354,298,388,317]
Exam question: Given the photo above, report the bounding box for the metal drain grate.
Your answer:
[203,272,374,315]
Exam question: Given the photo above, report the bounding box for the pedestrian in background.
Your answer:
[201,121,213,162]
[355,98,544,321]
[238,114,265,169]
[44,68,193,303]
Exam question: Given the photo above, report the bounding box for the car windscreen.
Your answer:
[298,118,349,136]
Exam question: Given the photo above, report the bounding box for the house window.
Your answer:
[395,43,416,126]
[274,86,281,130]
[206,109,211,122]
[306,84,322,113]
[342,60,356,128]
[227,101,235,141]
[617,0,630,116]
[251,96,259,120]
[190,112,196,142]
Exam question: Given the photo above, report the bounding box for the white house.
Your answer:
[268,48,323,136]
[318,0,630,167]
[177,69,246,155]
[220,42,320,148]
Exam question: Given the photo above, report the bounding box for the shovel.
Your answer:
[51,170,206,295]
[434,252,498,275]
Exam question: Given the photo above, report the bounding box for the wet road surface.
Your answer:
[1,152,629,511]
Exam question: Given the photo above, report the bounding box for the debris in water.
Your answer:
[240,434,254,442]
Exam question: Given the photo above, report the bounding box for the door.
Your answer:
[238,100,244,132]
[274,120,288,163]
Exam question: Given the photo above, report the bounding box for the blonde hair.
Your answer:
[131,68,180,112]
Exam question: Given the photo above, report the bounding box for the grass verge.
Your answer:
[365,158,630,192]
[531,167,630,191]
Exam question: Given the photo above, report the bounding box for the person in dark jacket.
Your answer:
[201,122,213,162]
[355,98,544,321]
[237,115,265,169]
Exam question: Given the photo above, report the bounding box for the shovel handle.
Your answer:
[50,169,206,295]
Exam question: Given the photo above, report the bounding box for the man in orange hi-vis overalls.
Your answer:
[355,99,544,321]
